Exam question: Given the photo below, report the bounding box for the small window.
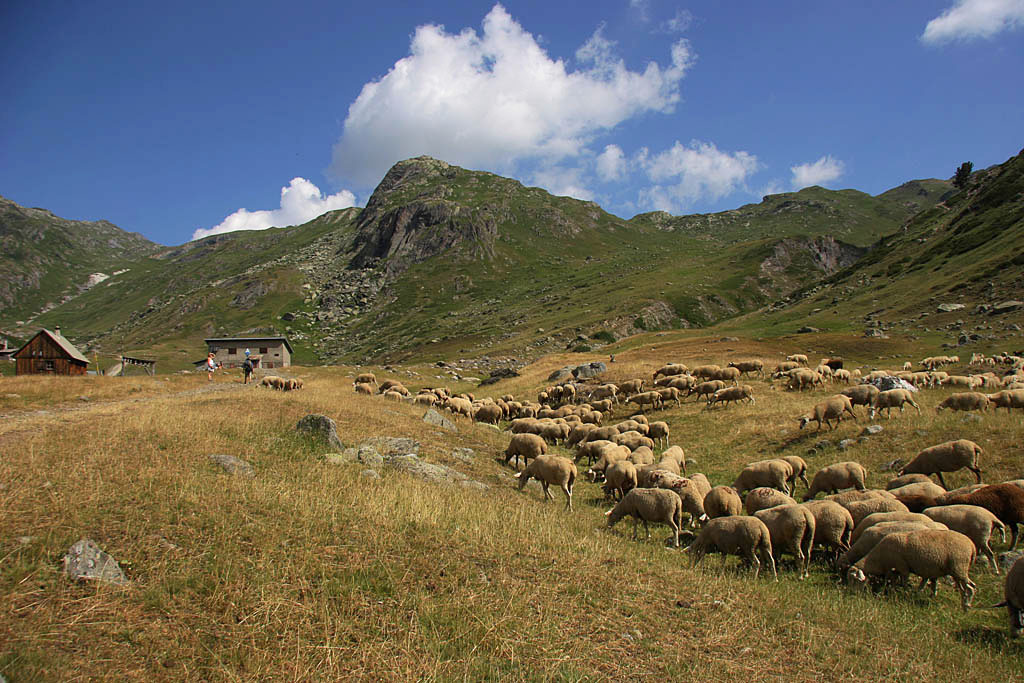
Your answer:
[260,347,268,354]
[228,347,236,355]
[45,360,55,371]
[274,353,279,356]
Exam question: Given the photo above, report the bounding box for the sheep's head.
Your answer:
[845,566,868,588]
[797,416,810,430]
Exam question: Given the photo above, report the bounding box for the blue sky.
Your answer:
[1,0,1022,245]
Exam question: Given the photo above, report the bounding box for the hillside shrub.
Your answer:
[590,330,615,343]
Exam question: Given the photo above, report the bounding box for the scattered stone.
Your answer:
[547,367,574,382]
[838,439,856,451]
[998,551,1024,572]
[362,436,420,457]
[295,414,344,450]
[962,414,983,423]
[388,454,488,490]
[18,536,33,544]
[864,328,889,338]
[360,469,381,479]
[937,303,965,313]
[573,361,607,380]
[862,425,884,436]
[991,300,1024,315]
[880,458,904,472]
[323,451,357,465]
[814,440,831,451]
[479,367,521,386]
[62,539,128,586]
[865,376,917,392]
[797,326,820,334]
[356,446,384,469]
[451,447,475,463]
[423,408,456,431]
[208,454,255,478]
[78,395,91,402]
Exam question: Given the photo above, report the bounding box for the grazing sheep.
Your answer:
[647,421,670,448]
[713,366,742,385]
[688,380,727,403]
[707,385,755,409]
[649,472,707,527]
[413,393,436,407]
[517,455,577,510]
[354,381,374,395]
[612,430,655,451]
[587,444,632,480]
[833,369,852,384]
[691,364,722,380]
[378,379,405,394]
[946,484,1024,549]
[844,498,911,526]
[773,361,801,375]
[936,392,990,413]
[923,505,1006,573]
[446,397,473,419]
[840,384,880,414]
[745,487,798,515]
[628,391,663,413]
[627,446,656,466]
[733,459,793,496]
[603,460,638,501]
[841,521,949,569]
[943,375,982,390]
[899,439,983,489]
[847,529,977,611]
[618,379,645,397]
[803,462,868,501]
[936,484,988,505]
[996,556,1024,637]
[888,481,948,501]
[826,489,894,506]
[850,511,939,544]
[614,419,649,435]
[606,488,684,547]
[779,456,810,493]
[797,395,858,431]
[355,372,377,385]
[802,500,854,560]
[659,445,687,473]
[687,516,778,580]
[728,359,765,378]
[987,389,1024,412]
[704,486,743,519]
[383,389,406,402]
[653,363,688,379]
[754,504,816,578]
[565,423,598,449]
[473,403,503,425]
[666,375,697,392]
[787,354,809,365]
[538,422,571,445]
[886,473,935,490]
[788,368,825,391]
[869,389,921,419]
[688,473,712,501]
[655,386,683,407]
[504,433,548,469]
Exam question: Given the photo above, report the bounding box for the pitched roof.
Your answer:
[14,329,90,364]
[205,336,293,354]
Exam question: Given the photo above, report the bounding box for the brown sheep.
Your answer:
[517,455,577,510]
[704,486,743,518]
[504,433,548,469]
[797,395,857,431]
[899,439,983,489]
[803,462,868,501]
[936,392,990,413]
[946,484,1024,549]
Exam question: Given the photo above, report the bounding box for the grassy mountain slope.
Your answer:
[0,196,160,322]
[2,158,953,367]
[736,148,1024,345]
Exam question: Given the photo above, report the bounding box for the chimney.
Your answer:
[55,325,62,337]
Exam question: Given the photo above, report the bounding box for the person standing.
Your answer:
[206,352,217,381]
[242,356,254,384]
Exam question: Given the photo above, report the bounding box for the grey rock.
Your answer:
[862,425,884,436]
[362,436,420,457]
[547,367,574,382]
[880,458,904,472]
[838,439,856,451]
[357,446,384,468]
[360,469,381,479]
[451,447,475,463]
[814,440,831,451]
[323,451,357,465]
[388,454,488,490]
[573,362,607,380]
[208,454,255,478]
[423,408,456,431]
[63,539,128,586]
[295,414,344,450]
[991,300,1024,315]
[937,303,965,313]
[865,376,918,392]
[797,326,820,334]
[998,551,1024,571]
[962,414,983,423]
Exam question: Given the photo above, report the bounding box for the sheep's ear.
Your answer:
[604,509,613,516]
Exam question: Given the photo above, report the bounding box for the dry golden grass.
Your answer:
[2,340,1023,681]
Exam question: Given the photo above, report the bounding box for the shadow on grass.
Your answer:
[953,625,1017,650]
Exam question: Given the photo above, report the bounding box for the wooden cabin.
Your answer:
[14,327,89,376]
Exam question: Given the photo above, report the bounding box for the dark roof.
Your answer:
[14,329,90,364]
[205,336,293,354]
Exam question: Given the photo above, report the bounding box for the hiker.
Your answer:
[242,356,255,384]
[206,353,217,381]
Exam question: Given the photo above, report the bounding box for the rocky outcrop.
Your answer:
[760,235,867,278]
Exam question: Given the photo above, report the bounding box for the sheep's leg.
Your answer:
[969,465,982,484]
[983,541,1000,574]
[631,517,639,541]
[1012,524,1019,551]
[542,482,553,502]
[561,484,572,511]
[643,520,651,540]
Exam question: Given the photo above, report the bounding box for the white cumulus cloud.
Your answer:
[637,140,759,212]
[922,0,1024,43]
[191,178,356,241]
[790,155,845,189]
[330,4,693,187]
[596,144,627,182]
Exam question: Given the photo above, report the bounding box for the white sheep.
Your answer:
[869,389,920,419]
[936,392,990,412]
[744,487,797,515]
[733,459,793,496]
[517,455,577,510]
[754,504,816,579]
[844,497,911,526]
[801,500,854,561]
[846,529,977,611]
[602,460,638,501]
[797,394,857,431]
[802,462,868,501]
[704,486,743,518]
[687,516,778,580]
[987,389,1024,412]
[606,488,684,547]
[898,439,983,489]
[923,504,1006,574]
[841,520,948,569]
[504,433,548,469]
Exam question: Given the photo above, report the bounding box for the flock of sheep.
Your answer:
[349,351,1024,637]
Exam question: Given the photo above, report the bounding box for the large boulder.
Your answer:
[423,408,456,431]
[295,414,344,450]
[573,362,607,380]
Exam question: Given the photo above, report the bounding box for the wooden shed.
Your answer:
[13,327,89,376]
